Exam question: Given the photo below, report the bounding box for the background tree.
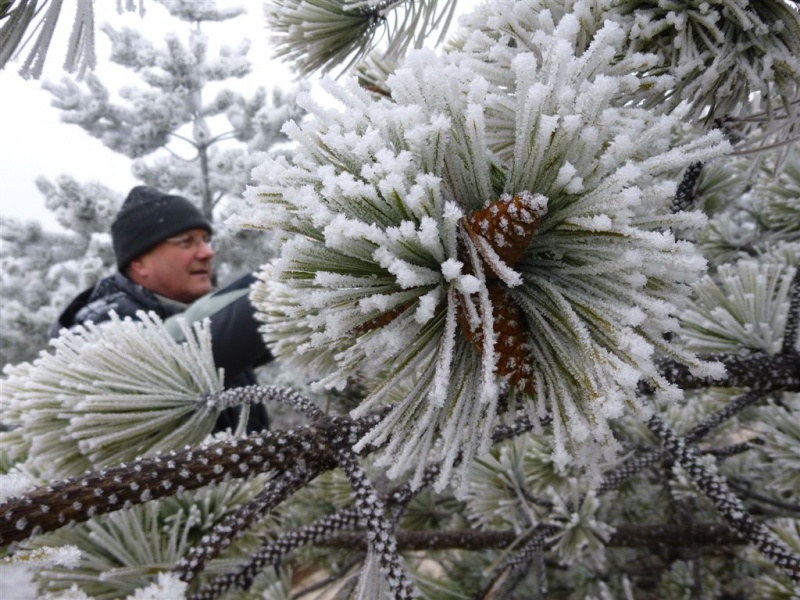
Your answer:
[0,0,304,367]
[0,178,120,366]
[1,1,800,599]
[41,0,306,279]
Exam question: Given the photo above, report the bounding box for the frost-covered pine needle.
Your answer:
[245,4,730,492]
[681,255,796,354]
[125,573,187,600]
[1,545,82,569]
[1,313,224,478]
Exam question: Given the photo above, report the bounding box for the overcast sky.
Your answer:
[0,0,297,232]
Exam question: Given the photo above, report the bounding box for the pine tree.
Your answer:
[2,1,800,599]
[42,0,304,221]
[0,177,119,366]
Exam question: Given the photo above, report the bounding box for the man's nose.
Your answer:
[197,240,214,259]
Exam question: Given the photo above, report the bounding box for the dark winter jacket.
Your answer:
[50,272,271,433]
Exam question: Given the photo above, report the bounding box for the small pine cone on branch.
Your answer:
[455,192,546,396]
[462,191,547,269]
[456,280,536,396]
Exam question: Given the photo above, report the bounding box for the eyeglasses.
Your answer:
[165,233,213,250]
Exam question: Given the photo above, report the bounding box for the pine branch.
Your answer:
[267,0,458,76]
[335,445,417,599]
[682,388,767,442]
[672,162,705,213]
[191,416,534,599]
[781,267,800,355]
[704,440,764,460]
[197,460,442,600]
[476,524,558,599]
[289,557,364,600]
[313,522,748,551]
[597,448,665,495]
[490,412,547,444]
[648,414,800,584]
[655,351,800,391]
[213,385,325,419]
[173,466,316,583]
[728,479,800,514]
[598,388,768,494]
[0,412,385,547]
[608,522,743,547]
[189,509,364,600]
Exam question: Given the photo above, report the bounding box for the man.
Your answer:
[50,185,271,432]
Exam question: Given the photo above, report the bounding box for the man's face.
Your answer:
[128,228,214,303]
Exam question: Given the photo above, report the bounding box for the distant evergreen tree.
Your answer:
[43,0,304,221]
[1,1,799,599]
[0,177,119,366]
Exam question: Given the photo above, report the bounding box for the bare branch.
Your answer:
[315,522,747,552]
[656,352,800,391]
[648,414,800,583]
[0,412,384,547]
[781,267,800,356]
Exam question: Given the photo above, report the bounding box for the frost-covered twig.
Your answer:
[672,162,705,213]
[728,479,800,515]
[195,399,418,597]
[597,448,666,495]
[0,412,386,547]
[476,524,558,600]
[682,389,767,442]
[704,440,763,460]
[172,388,327,582]
[192,462,441,600]
[192,415,532,598]
[781,267,800,355]
[490,412,545,444]
[174,466,315,583]
[648,414,800,583]
[337,442,417,599]
[598,388,768,494]
[189,509,363,600]
[656,351,800,391]
[211,385,325,420]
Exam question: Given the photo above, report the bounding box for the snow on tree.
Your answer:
[0,177,120,366]
[0,0,100,80]
[2,0,800,599]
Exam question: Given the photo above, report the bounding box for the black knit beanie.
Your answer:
[112,186,213,270]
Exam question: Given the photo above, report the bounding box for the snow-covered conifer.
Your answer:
[43,1,306,221]
[2,0,800,597]
[1,1,305,370]
[245,12,730,492]
[0,178,120,366]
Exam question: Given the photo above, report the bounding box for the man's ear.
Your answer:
[128,256,148,282]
